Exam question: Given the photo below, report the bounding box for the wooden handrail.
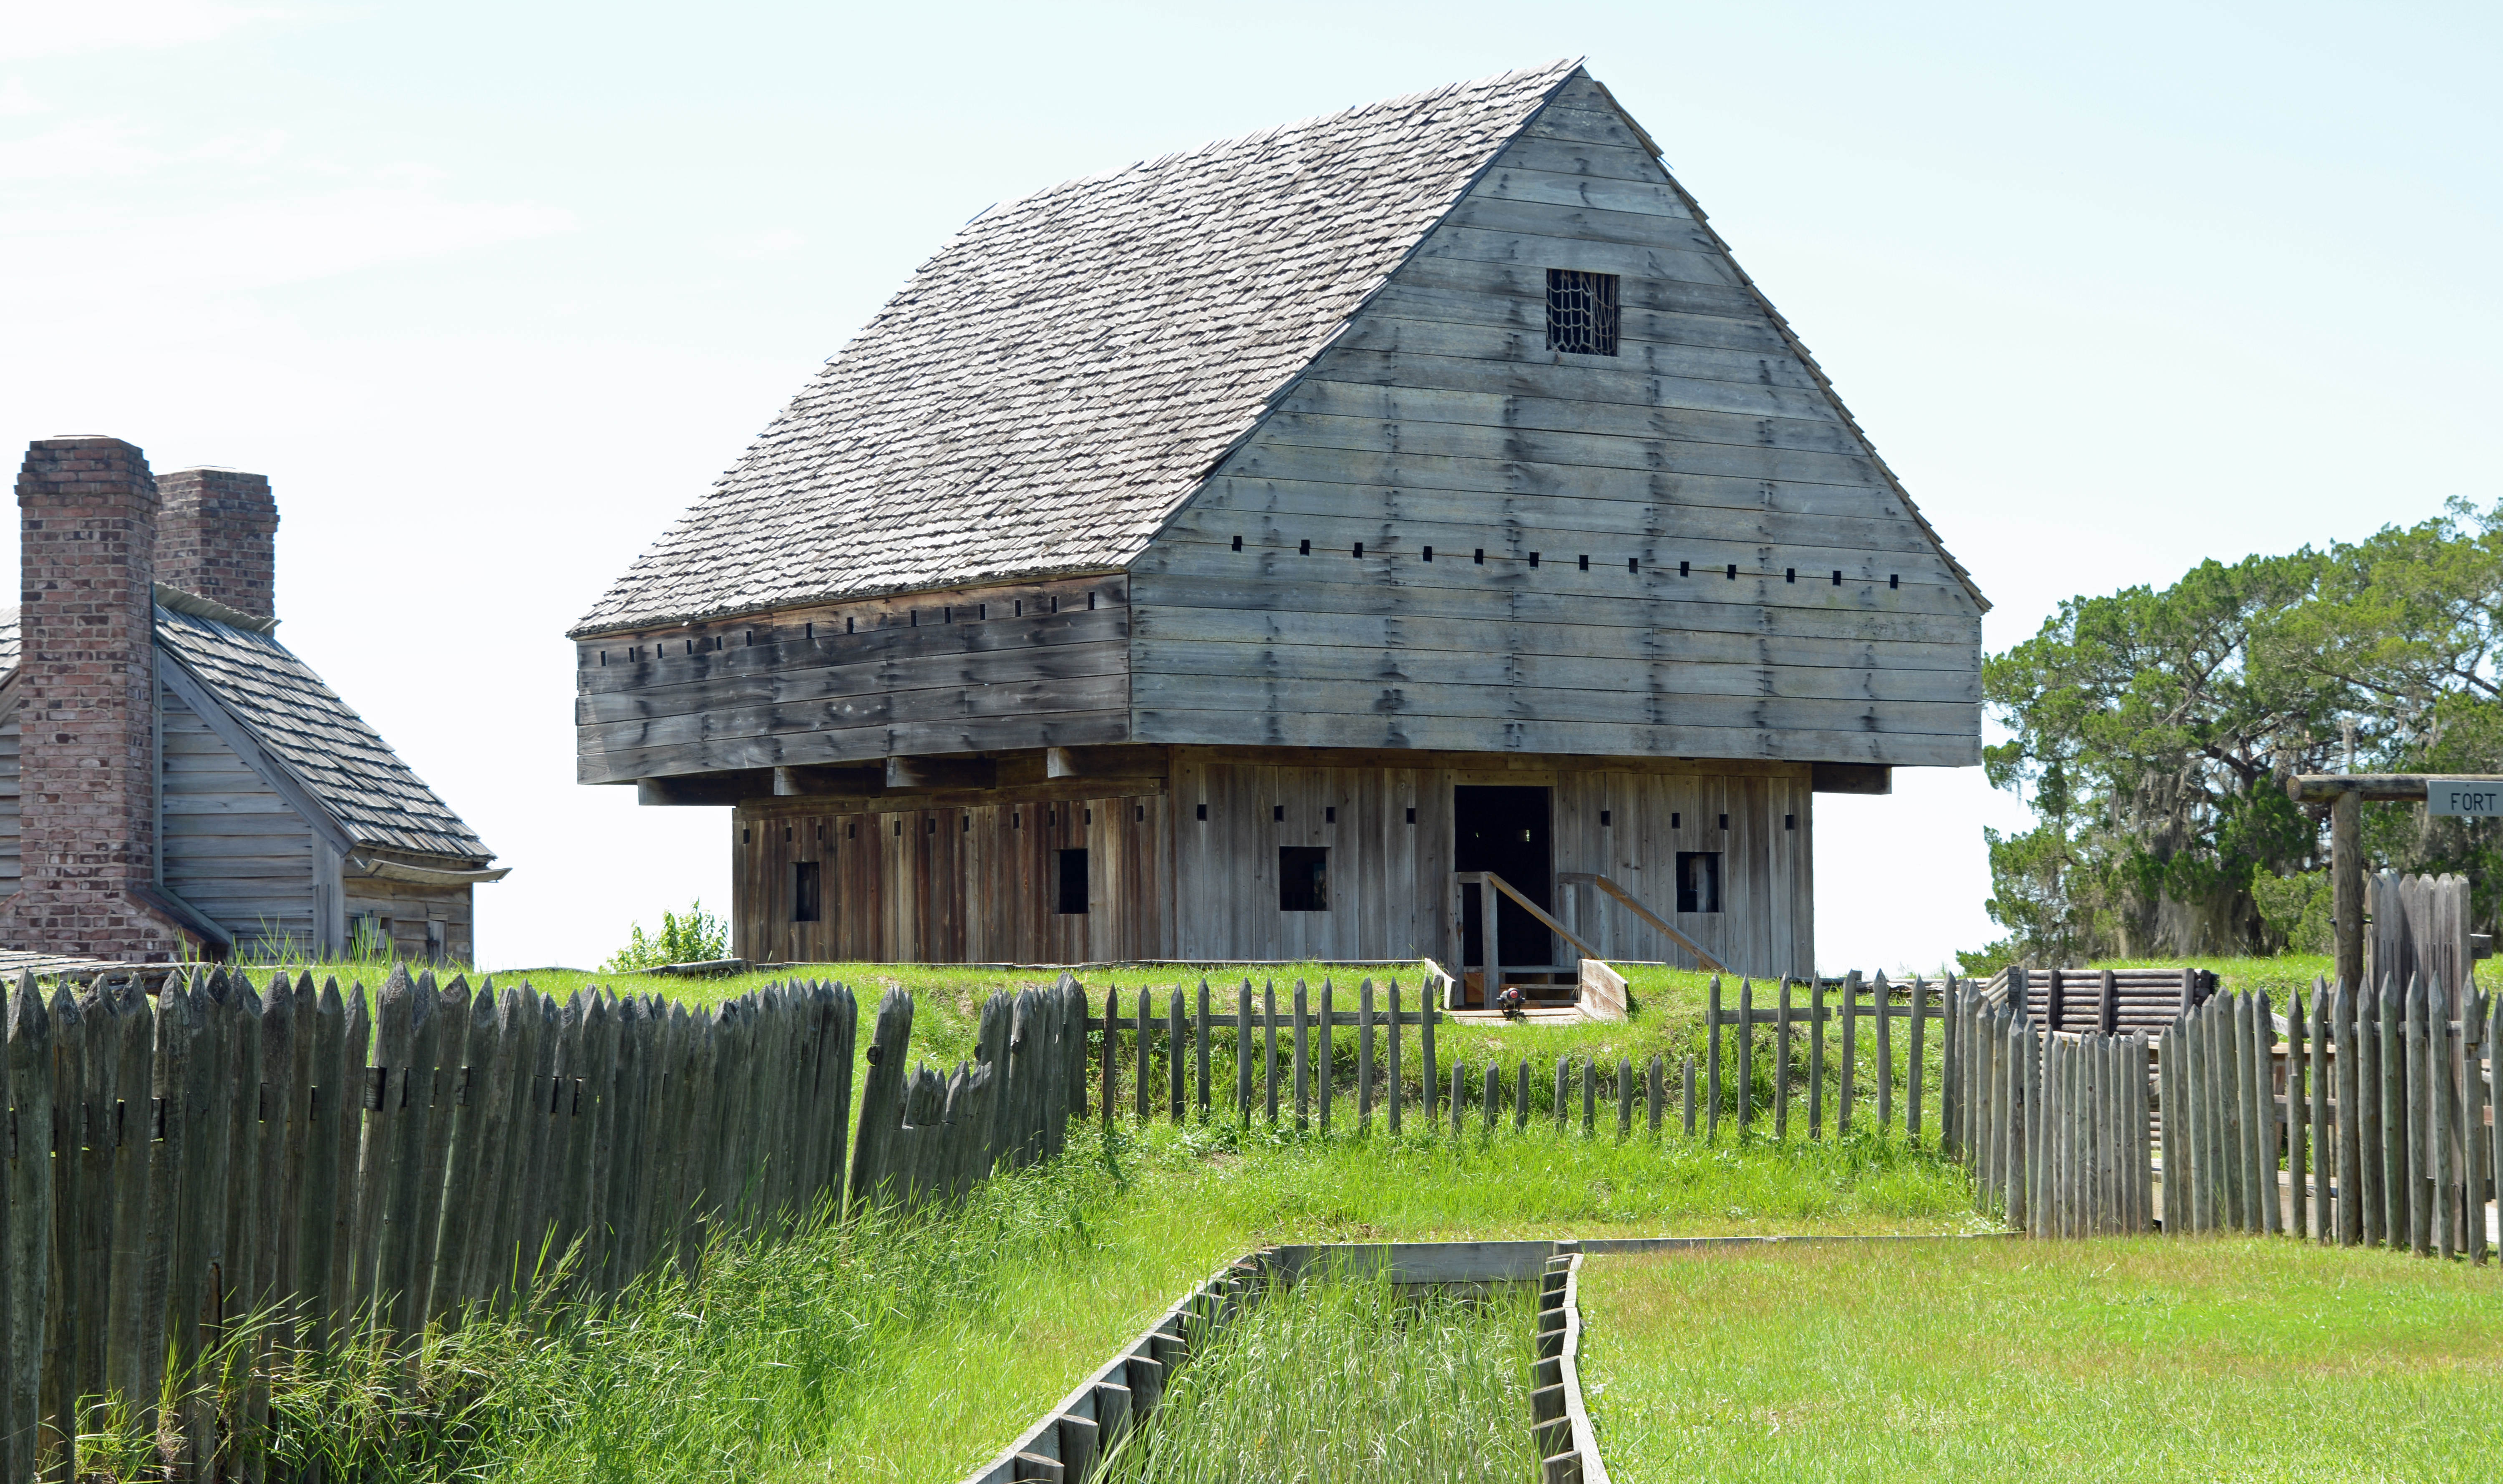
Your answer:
[1554,871,1727,974]
[1455,870,1603,966]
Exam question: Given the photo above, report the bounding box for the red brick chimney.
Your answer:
[2,436,194,961]
[156,467,278,617]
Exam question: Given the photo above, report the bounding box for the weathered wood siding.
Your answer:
[1171,750,1810,975]
[574,574,1130,784]
[725,746,1807,974]
[343,878,475,964]
[733,787,1169,964]
[160,685,318,956]
[1128,74,1982,766]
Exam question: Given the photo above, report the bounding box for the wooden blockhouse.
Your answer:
[3,438,505,964]
[571,61,1986,988]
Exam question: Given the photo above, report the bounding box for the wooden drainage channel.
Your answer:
[963,1234,2020,1484]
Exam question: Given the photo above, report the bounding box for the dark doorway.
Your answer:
[1454,785,1554,972]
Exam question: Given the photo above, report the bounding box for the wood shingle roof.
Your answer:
[570,59,1589,638]
[0,604,493,865]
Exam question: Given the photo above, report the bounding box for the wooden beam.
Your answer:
[774,764,883,797]
[636,773,770,806]
[1810,762,1891,795]
[886,755,997,790]
[2287,773,2503,803]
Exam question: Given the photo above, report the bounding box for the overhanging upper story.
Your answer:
[570,62,1984,798]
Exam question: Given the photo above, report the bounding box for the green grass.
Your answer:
[1097,1268,1537,1484]
[196,1115,1972,1484]
[1579,1236,2503,1482]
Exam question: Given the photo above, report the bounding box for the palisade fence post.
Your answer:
[44,983,89,1477]
[1265,984,1280,1126]
[1581,1058,1596,1136]
[1317,980,1333,1134]
[1736,978,1753,1134]
[1451,1061,1465,1136]
[1941,982,1959,1158]
[1775,978,1793,1141]
[2379,977,2405,1247]
[1909,976,1929,1142]
[1681,1056,1696,1137]
[1484,1061,1501,1133]
[849,990,912,1209]
[1876,971,1894,1133]
[1136,985,1151,1124]
[2010,1014,2033,1229]
[2158,1020,2180,1232]
[1706,976,1723,1140]
[2258,990,2282,1238]
[1420,982,1438,1128]
[1293,981,1309,1130]
[1386,981,1402,1134]
[1102,988,1118,1133]
[4,976,53,1484]
[1841,969,1861,1137]
[1516,1060,1531,1133]
[2309,981,2331,1246]
[1647,1054,1664,1137]
[1169,988,1186,1124]
[2289,987,2309,1242]
[1356,980,1373,1132]
[1555,1058,1569,1134]
[2488,992,2503,1264]
[2023,1017,2045,1237]
[1236,981,1254,1126]
[1196,979,1211,1124]
[1811,976,1829,1140]
[2407,977,2431,1256]
[1617,1056,1634,1139]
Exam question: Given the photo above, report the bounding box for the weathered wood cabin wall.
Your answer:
[734,785,1169,965]
[574,574,1130,784]
[1173,750,1808,970]
[343,875,476,964]
[730,747,1809,976]
[1127,74,1982,765]
[160,685,317,957]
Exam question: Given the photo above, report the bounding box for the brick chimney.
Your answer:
[1,436,192,961]
[156,466,278,617]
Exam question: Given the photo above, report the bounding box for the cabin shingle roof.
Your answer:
[0,606,493,865]
[569,59,1586,637]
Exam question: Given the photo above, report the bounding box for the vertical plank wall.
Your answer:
[734,792,1171,964]
[1170,751,1809,974]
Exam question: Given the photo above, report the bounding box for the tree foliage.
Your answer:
[1971,501,2503,968]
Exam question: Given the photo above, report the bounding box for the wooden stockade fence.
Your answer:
[0,964,1094,1484]
[1944,961,2500,1257]
[1084,971,1977,1148]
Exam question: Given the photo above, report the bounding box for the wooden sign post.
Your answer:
[2288,774,2503,989]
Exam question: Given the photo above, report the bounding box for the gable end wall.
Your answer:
[1126,74,1982,766]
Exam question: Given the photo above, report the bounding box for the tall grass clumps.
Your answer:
[1101,1270,1537,1484]
[82,1147,1121,1484]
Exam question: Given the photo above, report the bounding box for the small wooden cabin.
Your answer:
[2,439,506,964]
[571,61,1985,988]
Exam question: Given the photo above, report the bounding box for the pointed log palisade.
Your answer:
[569,61,1987,993]
[0,965,1101,1484]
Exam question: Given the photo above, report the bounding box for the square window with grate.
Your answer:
[1546,269,1619,356]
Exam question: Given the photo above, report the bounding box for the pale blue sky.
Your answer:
[2,1,2494,970]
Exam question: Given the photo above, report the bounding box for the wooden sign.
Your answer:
[2427,780,2503,817]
